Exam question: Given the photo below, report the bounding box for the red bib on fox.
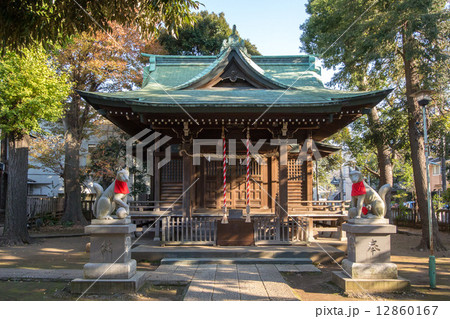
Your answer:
[351,181,366,196]
[114,180,129,194]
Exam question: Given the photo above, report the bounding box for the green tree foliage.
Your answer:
[1,0,200,51]
[159,11,261,56]
[85,134,148,199]
[0,48,70,137]
[301,0,449,250]
[0,47,71,245]
[55,23,165,225]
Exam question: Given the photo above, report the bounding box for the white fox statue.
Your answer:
[92,168,130,219]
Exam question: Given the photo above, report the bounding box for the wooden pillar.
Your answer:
[262,159,269,209]
[306,160,313,201]
[306,217,314,242]
[338,217,347,241]
[198,157,205,209]
[182,142,192,217]
[279,147,288,217]
[271,156,279,212]
[154,153,161,211]
[302,160,313,202]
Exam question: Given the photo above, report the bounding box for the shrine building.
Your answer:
[78,29,391,245]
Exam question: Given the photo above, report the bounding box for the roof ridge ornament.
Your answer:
[220,25,248,55]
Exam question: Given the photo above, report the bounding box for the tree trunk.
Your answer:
[0,138,7,224]
[402,41,446,251]
[61,97,88,226]
[367,107,394,221]
[2,135,31,245]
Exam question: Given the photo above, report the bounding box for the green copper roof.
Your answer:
[79,30,391,113]
[80,86,390,114]
[140,53,322,89]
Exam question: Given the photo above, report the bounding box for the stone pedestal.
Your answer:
[332,218,410,293]
[71,218,145,294]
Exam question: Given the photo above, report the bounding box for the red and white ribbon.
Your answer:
[223,136,227,212]
[246,137,250,207]
[245,128,251,223]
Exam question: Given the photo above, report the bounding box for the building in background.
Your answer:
[429,158,449,192]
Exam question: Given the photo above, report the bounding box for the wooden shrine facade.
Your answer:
[79,29,391,243]
[152,140,341,216]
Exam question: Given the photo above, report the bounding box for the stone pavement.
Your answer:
[0,263,320,300]
[182,264,313,301]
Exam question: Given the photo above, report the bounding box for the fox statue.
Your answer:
[92,168,130,220]
[348,170,391,219]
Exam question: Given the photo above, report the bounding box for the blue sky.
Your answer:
[196,0,334,83]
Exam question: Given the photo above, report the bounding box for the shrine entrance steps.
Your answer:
[160,257,312,265]
[131,244,345,265]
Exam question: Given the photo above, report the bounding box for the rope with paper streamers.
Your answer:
[245,127,251,223]
[221,126,228,224]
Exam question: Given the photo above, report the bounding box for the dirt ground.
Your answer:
[284,228,450,301]
[0,281,185,301]
[0,226,449,301]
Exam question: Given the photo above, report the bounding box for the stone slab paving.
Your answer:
[255,264,298,301]
[183,263,299,301]
[183,264,218,301]
[295,264,321,273]
[275,264,300,273]
[212,264,240,301]
[275,264,321,273]
[237,264,269,301]
[145,264,198,284]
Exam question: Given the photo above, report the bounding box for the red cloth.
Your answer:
[114,180,130,194]
[351,181,366,196]
[362,207,368,215]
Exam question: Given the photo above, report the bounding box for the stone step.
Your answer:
[160,257,313,265]
[132,245,345,264]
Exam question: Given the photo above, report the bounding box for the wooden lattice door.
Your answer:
[203,160,263,209]
[232,161,262,209]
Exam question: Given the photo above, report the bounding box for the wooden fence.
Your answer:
[27,197,64,221]
[253,216,305,244]
[161,216,217,245]
[391,207,450,231]
[288,200,348,214]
